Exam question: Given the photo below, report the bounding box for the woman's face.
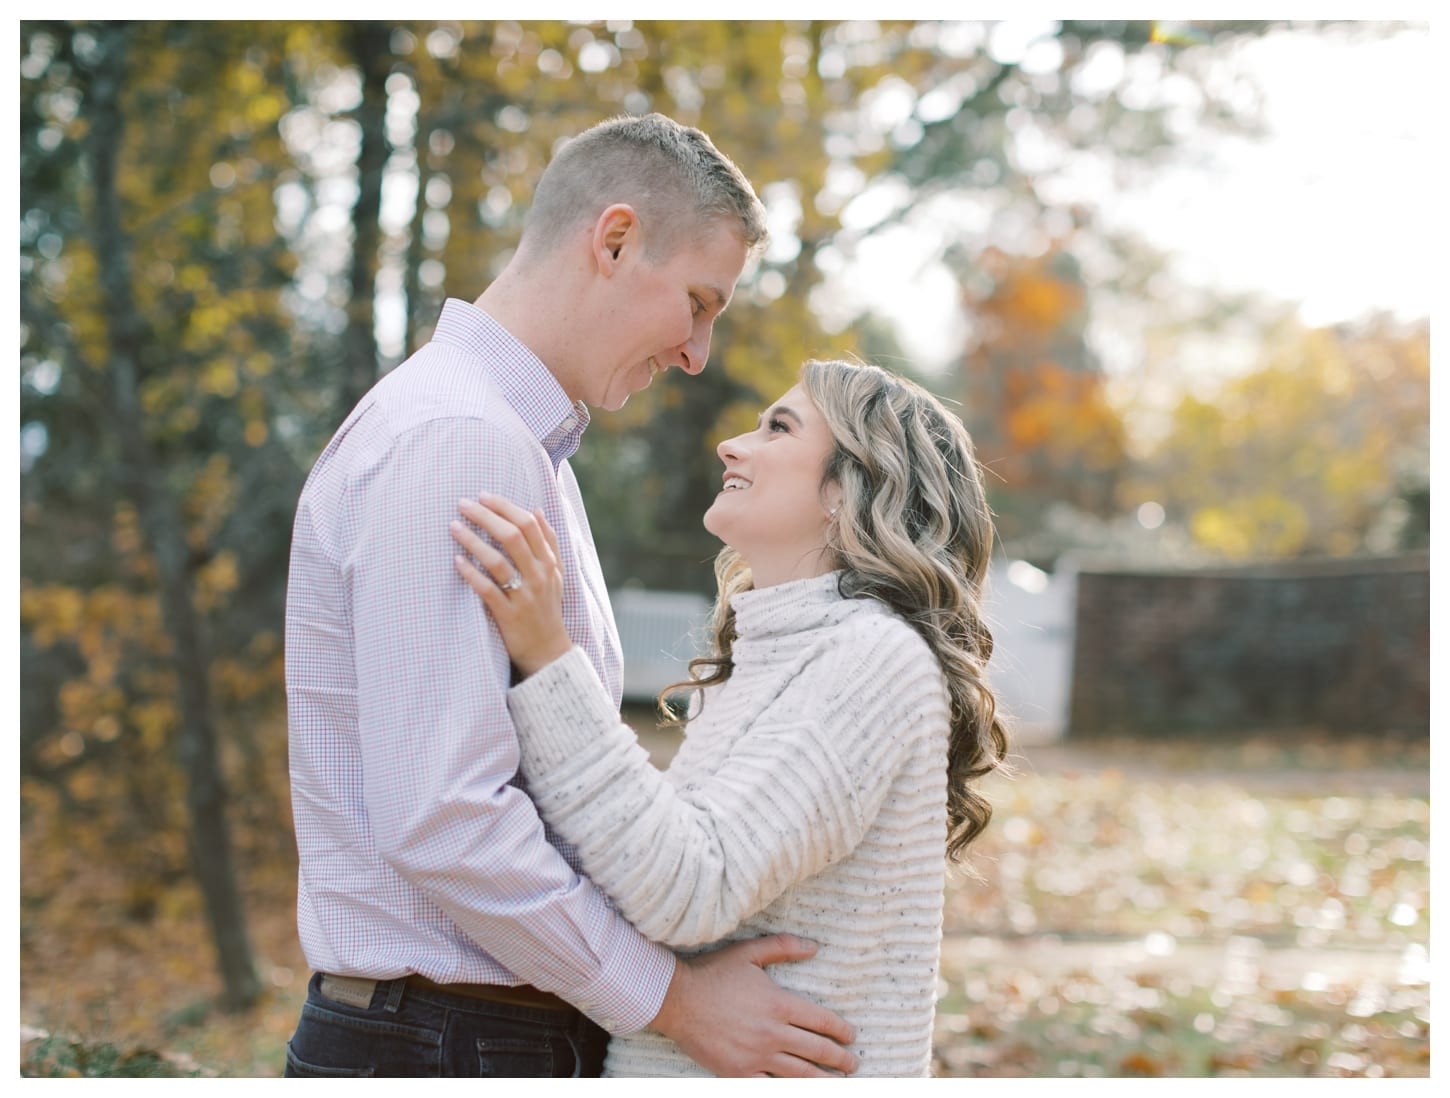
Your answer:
[703,383,841,587]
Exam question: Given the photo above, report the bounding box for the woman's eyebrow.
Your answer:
[757,405,804,427]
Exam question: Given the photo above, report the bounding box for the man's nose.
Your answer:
[675,324,711,376]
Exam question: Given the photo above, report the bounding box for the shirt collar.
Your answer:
[431,298,590,467]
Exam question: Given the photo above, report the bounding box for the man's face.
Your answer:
[589,219,748,411]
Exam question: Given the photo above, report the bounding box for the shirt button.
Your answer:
[559,416,576,431]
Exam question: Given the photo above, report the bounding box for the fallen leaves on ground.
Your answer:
[20,730,1430,1077]
[931,732,1430,1077]
[951,768,1428,947]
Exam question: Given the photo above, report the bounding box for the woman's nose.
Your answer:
[717,433,746,462]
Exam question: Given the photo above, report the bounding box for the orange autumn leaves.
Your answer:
[961,246,1127,531]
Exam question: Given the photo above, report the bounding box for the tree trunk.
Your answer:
[339,21,392,415]
[87,22,260,1012]
[401,73,433,359]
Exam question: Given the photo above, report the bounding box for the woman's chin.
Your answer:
[701,511,742,555]
[701,505,723,538]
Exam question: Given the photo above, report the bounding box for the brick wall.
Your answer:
[1067,552,1429,737]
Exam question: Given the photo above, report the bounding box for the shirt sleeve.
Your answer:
[505,645,911,948]
[343,416,674,1033]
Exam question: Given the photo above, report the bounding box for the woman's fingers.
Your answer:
[452,519,516,585]
[533,507,563,572]
[452,550,503,605]
[475,493,565,577]
[457,495,567,595]
[449,515,520,588]
[451,495,572,677]
[473,493,555,565]
[457,498,537,573]
[453,496,564,597]
[458,494,565,581]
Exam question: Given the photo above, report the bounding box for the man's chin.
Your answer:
[604,380,654,412]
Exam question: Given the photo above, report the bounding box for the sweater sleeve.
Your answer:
[506,644,912,949]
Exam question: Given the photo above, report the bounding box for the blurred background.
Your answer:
[18,18,1430,1078]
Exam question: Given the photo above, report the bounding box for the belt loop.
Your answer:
[565,1029,583,1079]
[384,977,406,1013]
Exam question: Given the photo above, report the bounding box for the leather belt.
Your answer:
[319,972,574,1013]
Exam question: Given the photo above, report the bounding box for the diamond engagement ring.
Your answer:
[501,570,523,592]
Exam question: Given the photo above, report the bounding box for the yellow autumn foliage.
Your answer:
[1146,316,1428,559]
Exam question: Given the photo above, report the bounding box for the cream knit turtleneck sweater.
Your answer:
[507,571,950,1077]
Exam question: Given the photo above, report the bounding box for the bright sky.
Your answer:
[1113,23,1433,328]
[835,20,1435,373]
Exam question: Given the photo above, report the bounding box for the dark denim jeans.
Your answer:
[284,973,609,1077]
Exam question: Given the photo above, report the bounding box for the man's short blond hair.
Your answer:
[522,113,767,262]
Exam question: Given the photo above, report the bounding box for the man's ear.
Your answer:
[592,203,639,274]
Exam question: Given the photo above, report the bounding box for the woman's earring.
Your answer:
[828,506,839,517]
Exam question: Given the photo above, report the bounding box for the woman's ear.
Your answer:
[592,203,638,272]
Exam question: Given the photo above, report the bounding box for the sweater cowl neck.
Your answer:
[729,570,853,641]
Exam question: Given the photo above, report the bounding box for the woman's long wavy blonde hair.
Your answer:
[662,358,1009,862]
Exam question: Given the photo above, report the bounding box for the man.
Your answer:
[283,114,858,1077]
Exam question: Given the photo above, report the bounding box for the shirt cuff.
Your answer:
[568,914,677,1035]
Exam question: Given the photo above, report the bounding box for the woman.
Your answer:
[449,359,1008,1076]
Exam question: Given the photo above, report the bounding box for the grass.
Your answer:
[21,1034,200,1078]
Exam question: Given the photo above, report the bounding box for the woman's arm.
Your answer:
[449,494,932,949]
[505,646,874,948]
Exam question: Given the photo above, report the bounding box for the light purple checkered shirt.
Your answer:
[285,298,674,1034]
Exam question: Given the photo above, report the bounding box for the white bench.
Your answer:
[611,588,713,702]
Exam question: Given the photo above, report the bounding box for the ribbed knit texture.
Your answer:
[507,571,949,1076]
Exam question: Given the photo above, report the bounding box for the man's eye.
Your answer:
[691,295,705,316]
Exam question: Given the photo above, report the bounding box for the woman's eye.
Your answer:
[767,417,788,433]
[691,295,705,317]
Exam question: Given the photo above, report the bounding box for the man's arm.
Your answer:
[653,936,859,1077]
[345,419,671,1031]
